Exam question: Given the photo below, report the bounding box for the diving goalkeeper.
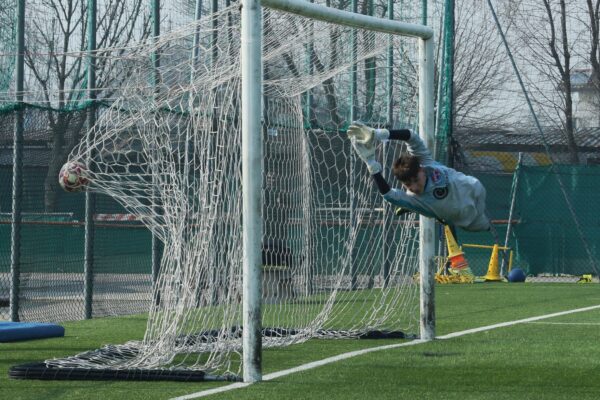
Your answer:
[348,122,491,232]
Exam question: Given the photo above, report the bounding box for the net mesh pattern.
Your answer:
[45,6,422,374]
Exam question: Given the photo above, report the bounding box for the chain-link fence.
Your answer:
[452,128,600,281]
[0,105,155,321]
[2,0,600,325]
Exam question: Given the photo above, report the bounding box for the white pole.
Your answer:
[418,37,436,341]
[262,0,433,39]
[501,152,522,275]
[241,0,263,383]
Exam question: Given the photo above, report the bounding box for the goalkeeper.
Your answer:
[347,121,491,232]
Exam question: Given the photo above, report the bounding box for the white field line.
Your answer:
[436,304,600,339]
[526,321,600,325]
[171,304,600,400]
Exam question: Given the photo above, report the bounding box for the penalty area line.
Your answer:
[171,303,600,400]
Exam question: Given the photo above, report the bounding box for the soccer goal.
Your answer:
[11,0,435,382]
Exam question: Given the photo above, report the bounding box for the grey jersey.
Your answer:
[382,132,490,231]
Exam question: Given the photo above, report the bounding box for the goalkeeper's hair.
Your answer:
[392,154,421,182]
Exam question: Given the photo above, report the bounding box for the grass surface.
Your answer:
[2,283,600,400]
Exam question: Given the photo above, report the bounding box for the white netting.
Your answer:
[47,5,422,375]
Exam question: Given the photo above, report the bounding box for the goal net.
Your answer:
[39,2,427,379]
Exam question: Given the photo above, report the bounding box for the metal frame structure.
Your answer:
[240,0,436,382]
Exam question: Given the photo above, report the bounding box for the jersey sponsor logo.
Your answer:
[433,186,448,199]
[430,168,442,183]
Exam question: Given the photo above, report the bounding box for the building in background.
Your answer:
[572,68,600,129]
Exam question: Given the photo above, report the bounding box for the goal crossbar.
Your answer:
[261,0,434,39]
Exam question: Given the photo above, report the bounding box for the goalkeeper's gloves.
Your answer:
[350,140,382,175]
[347,121,390,145]
[364,159,382,175]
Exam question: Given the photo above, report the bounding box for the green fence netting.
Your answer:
[453,163,600,279]
[512,165,600,277]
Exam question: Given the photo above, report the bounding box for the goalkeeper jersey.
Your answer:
[381,132,490,232]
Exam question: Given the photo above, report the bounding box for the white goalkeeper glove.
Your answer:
[350,140,382,175]
[347,121,390,145]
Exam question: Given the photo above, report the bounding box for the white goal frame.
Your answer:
[241,0,435,382]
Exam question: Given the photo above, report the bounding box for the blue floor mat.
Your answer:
[0,322,65,342]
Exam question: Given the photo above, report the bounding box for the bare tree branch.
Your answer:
[23,0,150,211]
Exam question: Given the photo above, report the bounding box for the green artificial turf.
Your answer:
[1,283,599,400]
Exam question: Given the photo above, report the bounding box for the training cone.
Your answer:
[444,226,469,271]
[484,244,502,282]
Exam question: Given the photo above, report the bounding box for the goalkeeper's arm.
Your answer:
[347,122,436,218]
[347,122,411,144]
[374,128,434,165]
[371,171,391,196]
[369,167,436,219]
[373,129,412,141]
[360,127,412,196]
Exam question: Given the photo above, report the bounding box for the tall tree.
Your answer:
[452,0,519,130]
[544,0,578,163]
[511,0,581,163]
[585,0,600,124]
[23,0,150,211]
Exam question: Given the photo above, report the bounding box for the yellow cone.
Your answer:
[444,226,468,270]
[484,244,502,282]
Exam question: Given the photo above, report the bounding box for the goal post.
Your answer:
[418,37,436,342]
[241,0,436,382]
[240,0,264,383]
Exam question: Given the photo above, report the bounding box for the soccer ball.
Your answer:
[58,161,89,192]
